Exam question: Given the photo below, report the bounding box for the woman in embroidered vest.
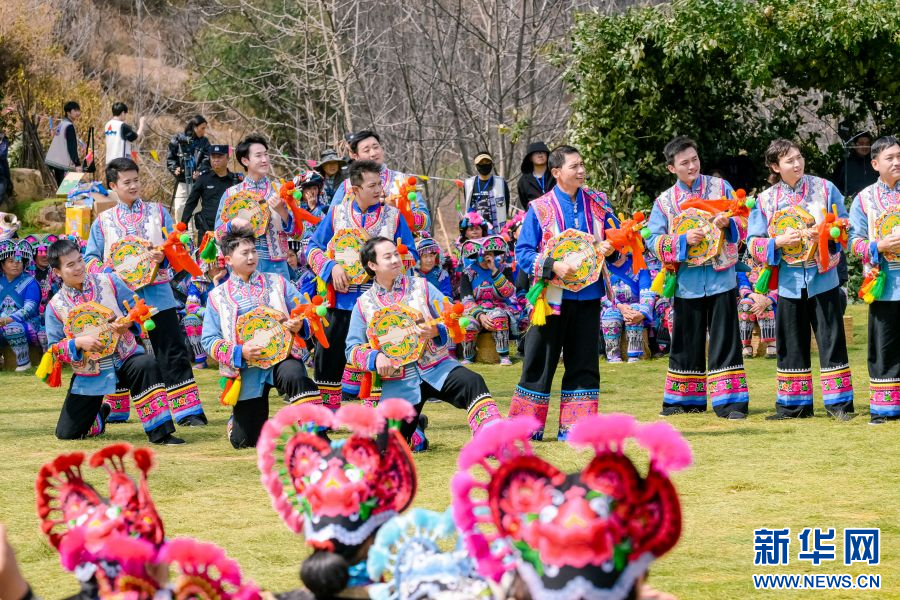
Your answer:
[748,139,854,421]
[601,267,656,363]
[850,135,900,424]
[508,145,619,441]
[647,135,750,420]
[0,239,41,370]
[346,237,502,443]
[46,238,183,444]
[24,234,61,352]
[85,158,207,427]
[736,251,777,359]
[202,227,320,449]
[307,160,418,412]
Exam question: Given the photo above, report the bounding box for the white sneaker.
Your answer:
[15,363,32,372]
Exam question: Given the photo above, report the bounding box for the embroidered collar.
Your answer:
[61,276,96,304]
[676,176,704,194]
[876,179,900,193]
[243,176,271,194]
[372,274,409,305]
[116,198,144,214]
[774,176,810,206]
[228,271,266,304]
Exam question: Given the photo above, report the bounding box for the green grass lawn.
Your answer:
[1,304,898,598]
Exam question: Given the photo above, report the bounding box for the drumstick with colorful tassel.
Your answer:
[605,211,652,273]
[290,294,330,349]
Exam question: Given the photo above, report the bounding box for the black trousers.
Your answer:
[229,358,319,449]
[55,353,175,442]
[664,289,749,417]
[147,307,206,423]
[774,286,853,417]
[313,307,352,394]
[401,366,493,441]
[868,301,900,419]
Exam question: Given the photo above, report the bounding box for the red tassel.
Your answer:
[48,356,62,388]
[326,282,336,308]
[359,372,373,399]
[768,266,779,291]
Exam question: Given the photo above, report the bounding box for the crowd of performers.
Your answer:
[0,129,897,459]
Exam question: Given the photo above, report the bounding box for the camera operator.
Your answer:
[166,115,211,223]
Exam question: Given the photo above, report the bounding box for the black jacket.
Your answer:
[166,134,211,183]
[518,141,555,209]
[181,169,242,230]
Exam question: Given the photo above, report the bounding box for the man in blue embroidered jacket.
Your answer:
[345,237,501,443]
[508,145,617,441]
[202,227,320,449]
[647,135,750,420]
[85,157,207,427]
[307,160,418,411]
[46,238,182,445]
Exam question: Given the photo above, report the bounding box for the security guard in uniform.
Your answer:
[180,144,241,242]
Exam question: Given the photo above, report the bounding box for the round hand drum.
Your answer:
[64,301,119,360]
[222,190,270,238]
[672,209,722,266]
[875,210,900,262]
[768,206,816,265]
[109,236,158,290]
[329,229,370,285]
[543,228,603,292]
[368,304,425,366]
[235,306,292,369]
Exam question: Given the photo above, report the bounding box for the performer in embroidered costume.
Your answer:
[737,253,777,359]
[850,135,900,424]
[452,414,690,600]
[257,400,418,599]
[601,268,655,363]
[647,136,750,419]
[36,444,260,598]
[414,237,452,298]
[24,234,60,351]
[307,160,418,411]
[202,228,320,449]
[347,237,502,441]
[748,139,854,420]
[0,239,41,370]
[85,158,206,427]
[215,135,295,280]
[329,130,431,238]
[458,235,518,366]
[509,145,618,441]
[45,239,183,444]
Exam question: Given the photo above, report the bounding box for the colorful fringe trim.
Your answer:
[103,390,131,423]
[870,379,900,418]
[507,386,550,440]
[821,365,853,407]
[776,369,813,408]
[466,394,502,436]
[559,389,599,440]
[707,366,749,409]
[133,385,173,434]
[663,370,707,408]
[167,380,204,423]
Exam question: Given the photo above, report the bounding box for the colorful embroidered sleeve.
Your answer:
[84,219,106,273]
[307,206,337,282]
[493,267,515,298]
[45,304,82,365]
[214,189,230,239]
[737,272,752,297]
[747,203,779,266]
[7,278,40,322]
[726,215,747,244]
[345,304,378,371]
[514,206,548,279]
[201,297,243,369]
[647,201,683,264]
[424,282,450,346]
[459,272,484,318]
[849,195,878,266]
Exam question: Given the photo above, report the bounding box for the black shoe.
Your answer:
[725,411,747,420]
[869,417,887,425]
[660,406,685,417]
[178,415,207,427]
[99,404,111,434]
[827,409,856,422]
[154,434,186,445]
[765,413,793,421]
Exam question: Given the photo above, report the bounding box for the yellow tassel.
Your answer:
[863,293,875,304]
[531,296,549,326]
[35,349,54,380]
[650,269,667,296]
[316,276,327,296]
[222,377,241,406]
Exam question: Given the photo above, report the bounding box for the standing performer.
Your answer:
[307,160,418,410]
[215,135,294,279]
[647,135,750,419]
[85,158,207,427]
[0,239,41,370]
[45,238,183,444]
[748,139,854,420]
[346,237,501,442]
[508,145,617,441]
[202,227,320,448]
[850,135,900,424]
[737,253,777,359]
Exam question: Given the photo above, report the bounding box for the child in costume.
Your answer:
[458,235,518,366]
[36,443,260,599]
[414,237,452,298]
[24,233,61,350]
[346,237,503,442]
[600,268,655,363]
[849,135,900,424]
[747,138,853,421]
[0,239,41,370]
[450,212,491,299]
[202,227,320,449]
[452,414,691,600]
[85,157,207,427]
[44,238,184,444]
[737,252,777,359]
[256,400,418,599]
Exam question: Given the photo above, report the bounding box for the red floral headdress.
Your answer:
[451,414,692,599]
[257,399,418,549]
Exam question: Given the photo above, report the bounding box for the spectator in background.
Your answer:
[103,102,146,164]
[181,144,240,242]
[0,130,12,204]
[517,141,555,209]
[464,151,510,227]
[833,131,878,197]
[314,149,347,202]
[45,100,82,185]
[166,115,211,223]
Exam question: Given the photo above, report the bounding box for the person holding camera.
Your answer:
[166,115,211,223]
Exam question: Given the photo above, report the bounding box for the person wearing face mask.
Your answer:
[748,138,854,422]
[464,151,510,228]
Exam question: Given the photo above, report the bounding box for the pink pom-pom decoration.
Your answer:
[634,421,693,474]
[567,413,637,452]
[457,416,539,469]
[336,403,386,437]
[275,402,335,430]
[377,398,417,423]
